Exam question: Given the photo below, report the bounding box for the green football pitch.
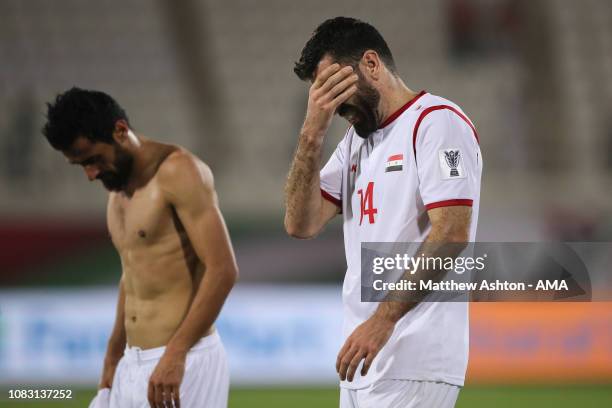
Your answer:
[1,385,611,407]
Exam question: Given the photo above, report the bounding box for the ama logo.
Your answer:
[536,280,569,290]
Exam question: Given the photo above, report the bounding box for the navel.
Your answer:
[131,316,137,322]
[138,230,146,238]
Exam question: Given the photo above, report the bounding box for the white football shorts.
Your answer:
[340,379,460,408]
[89,331,229,408]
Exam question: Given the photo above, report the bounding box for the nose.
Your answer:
[84,165,100,181]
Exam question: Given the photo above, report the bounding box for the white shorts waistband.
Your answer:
[123,331,221,363]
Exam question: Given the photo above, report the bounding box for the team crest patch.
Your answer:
[385,154,403,172]
[439,148,465,179]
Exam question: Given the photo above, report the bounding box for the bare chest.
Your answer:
[107,184,175,250]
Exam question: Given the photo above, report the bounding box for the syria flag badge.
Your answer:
[385,154,403,172]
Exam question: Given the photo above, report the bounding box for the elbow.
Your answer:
[218,261,239,289]
[445,230,470,252]
[285,225,315,240]
[228,264,239,287]
[284,216,317,240]
[432,225,469,250]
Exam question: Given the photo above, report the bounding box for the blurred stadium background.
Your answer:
[1,0,611,406]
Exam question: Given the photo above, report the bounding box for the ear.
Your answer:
[111,119,129,144]
[361,50,382,81]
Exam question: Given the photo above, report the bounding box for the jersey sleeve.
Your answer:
[414,108,481,210]
[319,132,347,210]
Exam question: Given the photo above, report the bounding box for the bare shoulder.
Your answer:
[156,146,214,191]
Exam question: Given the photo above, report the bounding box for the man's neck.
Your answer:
[123,135,159,195]
[378,77,418,126]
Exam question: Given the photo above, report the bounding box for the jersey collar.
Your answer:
[378,90,427,129]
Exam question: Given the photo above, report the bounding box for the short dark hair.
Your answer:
[294,17,397,81]
[42,87,130,151]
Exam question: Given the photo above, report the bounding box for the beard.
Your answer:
[98,146,134,191]
[337,79,381,138]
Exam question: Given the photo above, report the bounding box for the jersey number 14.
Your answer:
[357,182,378,225]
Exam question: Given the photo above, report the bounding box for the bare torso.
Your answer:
[107,145,212,349]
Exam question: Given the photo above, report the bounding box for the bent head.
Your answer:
[43,87,134,191]
[295,17,397,138]
[63,133,134,191]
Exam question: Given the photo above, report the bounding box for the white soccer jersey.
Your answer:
[320,91,482,389]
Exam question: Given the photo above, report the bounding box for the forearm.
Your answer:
[284,131,325,236]
[373,239,433,324]
[165,266,237,355]
[285,64,357,236]
[374,226,469,324]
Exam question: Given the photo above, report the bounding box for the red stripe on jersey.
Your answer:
[412,105,480,158]
[425,199,473,210]
[388,154,403,162]
[379,90,426,129]
[321,188,342,209]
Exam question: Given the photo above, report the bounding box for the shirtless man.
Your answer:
[42,87,238,408]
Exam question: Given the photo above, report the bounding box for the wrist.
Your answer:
[373,305,403,325]
[164,342,189,358]
[299,126,325,147]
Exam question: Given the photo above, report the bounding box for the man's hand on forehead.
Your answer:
[298,56,359,142]
[301,62,358,140]
[314,65,356,94]
[313,60,352,82]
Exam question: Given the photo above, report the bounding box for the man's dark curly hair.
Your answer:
[294,17,397,81]
[42,87,130,151]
